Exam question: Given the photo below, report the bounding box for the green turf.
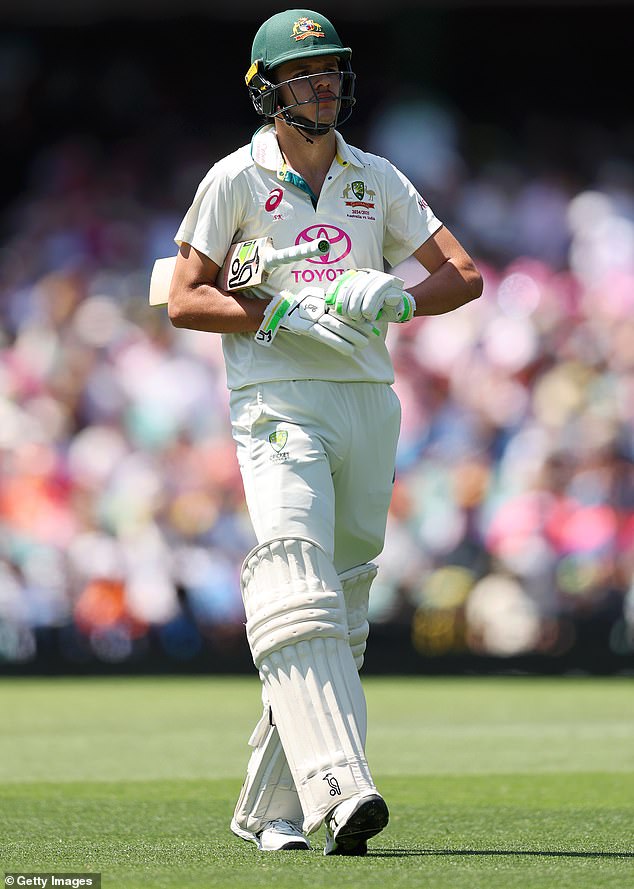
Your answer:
[1,676,633,888]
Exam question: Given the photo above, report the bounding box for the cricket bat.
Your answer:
[148,236,330,306]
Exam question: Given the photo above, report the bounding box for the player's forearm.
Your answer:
[168,285,266,333]
[410,257,482,316]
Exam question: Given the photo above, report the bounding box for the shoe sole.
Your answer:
[328,795,389,856]
[275,841,310,851]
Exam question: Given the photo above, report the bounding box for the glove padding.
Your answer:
[326,268,406,321]
[377,290,416,323]
[255,287,376,356]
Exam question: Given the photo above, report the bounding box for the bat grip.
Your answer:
[268,238,330,266]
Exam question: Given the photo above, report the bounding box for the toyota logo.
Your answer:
[295,225,351,264]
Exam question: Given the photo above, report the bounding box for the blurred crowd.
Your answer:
[0,43,632,669]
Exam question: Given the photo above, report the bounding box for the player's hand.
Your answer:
[377,290,417,323]
[325,268,406,322]
[254,287,376,356]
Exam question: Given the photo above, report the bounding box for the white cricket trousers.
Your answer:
[229,380,401,573]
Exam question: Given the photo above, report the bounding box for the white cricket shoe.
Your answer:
[231,817,310,851]
[323,792,389,856]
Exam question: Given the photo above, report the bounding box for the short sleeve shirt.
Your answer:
[175,124,442,390]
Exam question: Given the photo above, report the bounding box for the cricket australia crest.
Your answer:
[269,430,288,452]
[342,181,375,208]
[268,429,290,463]
[352,181,365,201]
[341,180,376,220]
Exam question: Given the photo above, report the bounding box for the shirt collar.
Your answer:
[334,130,363,171]
[250,124,363,178]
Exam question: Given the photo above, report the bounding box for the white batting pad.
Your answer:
[233,561,377,837]
[231,698,303,841]
[241,537,377,834]
[339,562,378,671]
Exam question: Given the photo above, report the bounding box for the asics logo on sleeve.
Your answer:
[265,188,284,212]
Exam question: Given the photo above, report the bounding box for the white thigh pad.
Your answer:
[241,537,377,834]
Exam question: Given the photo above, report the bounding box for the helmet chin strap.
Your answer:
[278,105,338,143]
[282,114,334,143]
[291,124,316,145]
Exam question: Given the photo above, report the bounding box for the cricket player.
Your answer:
[168,8,482,855]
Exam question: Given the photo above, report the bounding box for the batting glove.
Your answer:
[325,268,406,322]
[377,290,417,323]
[254,287,377,356]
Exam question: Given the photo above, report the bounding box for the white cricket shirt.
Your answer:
[175,124,442,390]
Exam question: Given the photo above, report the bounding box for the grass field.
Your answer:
[1,675,633,889]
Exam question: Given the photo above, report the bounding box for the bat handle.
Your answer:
[268,238,330,265]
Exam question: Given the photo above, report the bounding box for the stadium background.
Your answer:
[0,1,632,676]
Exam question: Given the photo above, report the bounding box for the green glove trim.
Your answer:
[326,270,358,314]
[400,293,415,322]
[255,295,293,346]
[263,296,292,333]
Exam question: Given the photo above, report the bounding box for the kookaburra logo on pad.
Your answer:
[323,772,342,796]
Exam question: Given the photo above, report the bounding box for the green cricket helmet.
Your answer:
[245,9,356,135]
